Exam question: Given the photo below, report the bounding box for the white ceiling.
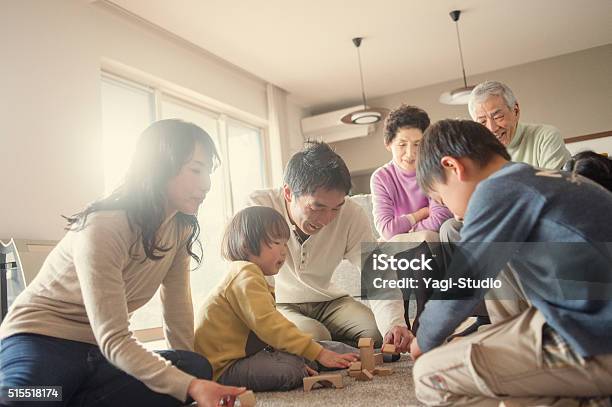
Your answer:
[106,0,612,113]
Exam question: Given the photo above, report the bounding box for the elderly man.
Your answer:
[247,141,411,351]
[468,80,571,169]
[442,80,572,240]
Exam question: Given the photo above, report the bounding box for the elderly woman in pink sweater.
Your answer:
[370,105,452,333]
[371,105,452,241]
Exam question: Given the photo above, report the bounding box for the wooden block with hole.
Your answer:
[374,352,383,366]
[237,390,256,406]
[355,369,374,381]
[303,373,344,392]
[357,337,374,348]
[373,367,393,376]
[381,344,396,354]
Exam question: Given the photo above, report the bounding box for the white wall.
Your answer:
[333,44,612,175]
[1,0,275,240]
[566,135,612,156]
[3,1,607,237]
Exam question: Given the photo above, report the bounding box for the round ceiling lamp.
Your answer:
[439,10,475,105]
[341,37,389,125]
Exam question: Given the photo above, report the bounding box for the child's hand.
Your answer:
[316,348,359,369]
[410,337,423,360]
[304,364,318,376]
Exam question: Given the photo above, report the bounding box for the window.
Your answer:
[227,120,266,210]
[101,77,155,193]
[100,73,267,332]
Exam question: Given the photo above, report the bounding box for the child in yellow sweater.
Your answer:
[195,206,358,391]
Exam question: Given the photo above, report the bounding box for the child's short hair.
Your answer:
[222,206,290,261]
[383,104,430,145]
[416,119,511,193]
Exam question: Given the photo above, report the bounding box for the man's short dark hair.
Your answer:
[284,141,351,197]
[384,104,430,145]
[416,119,511,193]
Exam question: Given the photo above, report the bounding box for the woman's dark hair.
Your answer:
[563,150,612,192]
[383,104,430,145]
[416,119,510,193]
[65,119,220,265]
[283,141,351,197]
[222,206,290,262]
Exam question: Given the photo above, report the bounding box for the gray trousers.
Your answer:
[217,341,357,392]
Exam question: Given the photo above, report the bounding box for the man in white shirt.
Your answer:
[247,142,411,351]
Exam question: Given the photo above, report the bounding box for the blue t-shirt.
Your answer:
[417,162,612,356]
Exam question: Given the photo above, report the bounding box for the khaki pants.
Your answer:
[484,267,531,325]
[414,269,612,406]
[277,295,383,348]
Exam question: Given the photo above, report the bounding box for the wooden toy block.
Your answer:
[303,373,344,392]
[348,370,361,377]
[381,343,396,354]
[358,337,374,348]
[374,352,383,366]
[373,367,393,376]
[348,361,362,377]
[237,390,256,407]
[360,346,375,371]
[355,369,374,381]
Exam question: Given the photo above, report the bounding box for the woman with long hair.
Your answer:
[0,119,245,406]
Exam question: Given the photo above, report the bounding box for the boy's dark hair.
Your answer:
[563,150,612,193]
[284,141,351,197]
[384,104,430,145]
[222,206,290,262]
[416,119,511,193]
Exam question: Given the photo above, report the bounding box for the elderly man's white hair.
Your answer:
[468,81,518,120]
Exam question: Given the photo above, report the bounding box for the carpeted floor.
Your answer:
[251,315,481,407]
[253,355,422,407]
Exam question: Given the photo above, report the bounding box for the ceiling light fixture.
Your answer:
[341,37,388,125]
[439,10,475,105]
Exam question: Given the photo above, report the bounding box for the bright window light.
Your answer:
[100,73,267,333]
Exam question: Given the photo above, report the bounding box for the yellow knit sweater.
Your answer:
[194,261,323,380]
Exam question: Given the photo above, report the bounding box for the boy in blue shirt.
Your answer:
[411,119,612,406]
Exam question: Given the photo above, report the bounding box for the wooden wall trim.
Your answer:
[565,130,612,144]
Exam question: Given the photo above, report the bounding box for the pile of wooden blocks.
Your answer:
[348,338,395,380]
[302,338,399,392]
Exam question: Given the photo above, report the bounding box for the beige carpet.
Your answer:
[252,355,422,407]
[251,317,481,407]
